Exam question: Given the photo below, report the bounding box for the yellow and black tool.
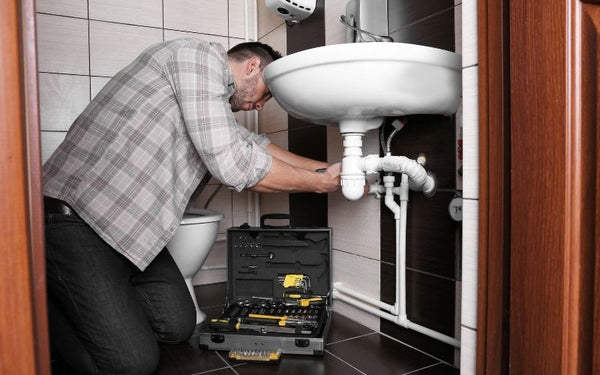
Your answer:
[228,349,281,362]
[247,313,318,328]
[282,293,326,307]
[277,274,311,291]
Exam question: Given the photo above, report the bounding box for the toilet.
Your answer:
[166,207,224,324]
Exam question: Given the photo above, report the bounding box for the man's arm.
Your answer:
[250,157,341,193]
[265,143,328,172]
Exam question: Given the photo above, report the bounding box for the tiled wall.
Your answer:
[459,0,479,373]
[379,0,461,365]
[36,0,260,285]
[256,2,290,220]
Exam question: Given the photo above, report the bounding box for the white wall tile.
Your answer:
[229,37,246,49]
[332,250,380,331]
[41,131,67,164]
[462,0,477,67]
[460,326,477,375]
[90,21,163,76]
[258,24,287,134]
[229,0,255,39]
[89,0,163,27]
[192,240,228,285]
[455,4,462,57]
[260,193,290,217]
[91,76,112,99]
[259,99,288,134]
[39,73,90,131]
[163,29,229,48]
[257,0,285,39]
[328,192,381,259]
[258,23,286,56]
[461,199,478,329]
[36,0,88,18]
[267,131,288,150]
[192,186,233,234]
[325,0,348,45]
[462,66,479,199]
[164,0,228,35]
[36,14,89,75]
[232,191,250,227]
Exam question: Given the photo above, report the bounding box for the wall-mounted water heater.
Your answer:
[265,0,316,24]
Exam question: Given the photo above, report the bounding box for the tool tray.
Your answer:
[197,214,332,356]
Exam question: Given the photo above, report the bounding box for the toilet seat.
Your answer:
[180,208,224,225]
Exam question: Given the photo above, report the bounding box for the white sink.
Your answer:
[263,43,462,134]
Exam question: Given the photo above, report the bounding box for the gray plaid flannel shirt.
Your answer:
[43,39,272,270]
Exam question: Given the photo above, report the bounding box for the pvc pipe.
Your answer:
[341,152,435,200]
[333,287,460,348]
[333,282,395,313]
[379,155,435,195]
[397,174,409,319]
[341,134,366,201]
[332,289,398,321]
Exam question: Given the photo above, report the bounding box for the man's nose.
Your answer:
[254,102,264,111]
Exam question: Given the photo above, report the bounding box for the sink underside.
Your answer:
[264,43,462,130]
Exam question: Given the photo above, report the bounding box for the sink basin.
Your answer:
[263,43,462,133]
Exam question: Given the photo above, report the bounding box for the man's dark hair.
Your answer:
[227,42,282,70]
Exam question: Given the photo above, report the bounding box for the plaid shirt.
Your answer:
[43,39,272,270]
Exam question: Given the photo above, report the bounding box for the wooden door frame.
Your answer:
[0,0,50,373]
[476,0,511,374]
[478,0,599,374]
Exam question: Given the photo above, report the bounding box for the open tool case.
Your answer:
[197,214,332,359]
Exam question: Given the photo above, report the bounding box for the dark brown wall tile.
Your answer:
[286,0,328,227]
[389,0,455,33]
[390,7,455,52]
[380,264,457,363]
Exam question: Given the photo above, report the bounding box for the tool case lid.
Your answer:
[226,214,332,304]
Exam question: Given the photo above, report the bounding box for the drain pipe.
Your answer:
[333,153,460,348]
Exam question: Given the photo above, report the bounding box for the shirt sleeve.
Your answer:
[166,41,272,192]
[235,123,272,149]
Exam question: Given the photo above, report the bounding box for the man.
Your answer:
[43,39,340,375]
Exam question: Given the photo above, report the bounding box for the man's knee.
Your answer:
[158,305,196,343]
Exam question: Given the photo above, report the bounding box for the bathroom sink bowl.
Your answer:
[263,43,462,133]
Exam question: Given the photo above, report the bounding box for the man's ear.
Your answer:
[245,56,261,76]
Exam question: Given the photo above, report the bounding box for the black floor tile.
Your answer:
[194,282,227,308]
[326,333,438,375]
[327,312,375,344]
[231,351,364,375]
[410,362,460,375]
[156,342,228,375]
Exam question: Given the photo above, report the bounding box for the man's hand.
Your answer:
[318,162,341,193]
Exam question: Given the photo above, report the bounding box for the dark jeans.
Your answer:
[45,208,195,375]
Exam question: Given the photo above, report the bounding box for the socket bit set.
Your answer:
[197,215,333,357]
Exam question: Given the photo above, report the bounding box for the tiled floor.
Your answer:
[52,283,459,375]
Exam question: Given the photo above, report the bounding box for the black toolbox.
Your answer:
[197,214,333,360]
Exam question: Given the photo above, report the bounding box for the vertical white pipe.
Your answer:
[398,173,409,319]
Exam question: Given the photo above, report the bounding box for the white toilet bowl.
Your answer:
[166,208,224,324]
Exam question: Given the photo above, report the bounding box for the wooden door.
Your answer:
[0,0,50,374]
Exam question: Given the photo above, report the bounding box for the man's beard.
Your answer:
[230,74,259,112]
